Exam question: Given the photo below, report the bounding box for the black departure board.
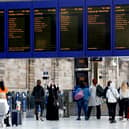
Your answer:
[60,8,83,51]
[75,71,88,85]
[8,9,30,52]
[34,9,56,51]
[115,5,129,49]
[75,58,88,68]
[0,10,4,52]
[88,6,110,50]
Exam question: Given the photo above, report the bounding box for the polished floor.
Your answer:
[7,116,129,129]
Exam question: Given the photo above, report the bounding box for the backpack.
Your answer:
[96,85,104,97]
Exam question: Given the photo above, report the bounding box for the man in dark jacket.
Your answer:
[32,80,45,121]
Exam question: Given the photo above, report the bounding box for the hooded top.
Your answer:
[106,82,119,103]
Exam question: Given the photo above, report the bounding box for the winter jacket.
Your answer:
[88,85,102,106]
[106,82,119,103]
[82,87,91,101]
[32,85,45,102]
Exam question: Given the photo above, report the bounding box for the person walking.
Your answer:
[32,80,45,121]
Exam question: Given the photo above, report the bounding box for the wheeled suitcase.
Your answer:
[11,110,22,126]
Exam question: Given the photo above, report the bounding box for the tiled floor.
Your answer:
[7,116,129,129]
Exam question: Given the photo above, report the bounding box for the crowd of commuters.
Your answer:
[0,81,10,127]
[73,79,129,124]
[1,78,129,126]
[32,80,60,121]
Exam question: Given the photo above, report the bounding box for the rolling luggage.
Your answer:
[11,110,22,126]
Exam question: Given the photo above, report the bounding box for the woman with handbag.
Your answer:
[76,81,91,120]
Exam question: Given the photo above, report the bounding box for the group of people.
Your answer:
[105,81,129,123]
[73,79,102,121]
[0,79,60,127]
[74,79,129,124]
[32,80,60,121]
[1,78,129,125]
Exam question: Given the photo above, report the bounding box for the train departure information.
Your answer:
[116,6,129,49]
[60,8,83,51]
[0,10,4,52]
[34,9,56,51]
[8,9,30,52]
[88,6,110,50]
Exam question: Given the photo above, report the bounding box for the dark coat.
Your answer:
[32,85,45,102]
[46,85,59,120]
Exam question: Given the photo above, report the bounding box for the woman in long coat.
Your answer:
[87,79,102,120]
[46,84,59,120]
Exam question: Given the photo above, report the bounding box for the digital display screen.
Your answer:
[115,5,129,49]
[8,9,30,52]
[88,6,110,50]
[60,8,83,51]
[0,10,4,52]
[75,71,88,85]
[34,8,56,51]
[75,58,88,68]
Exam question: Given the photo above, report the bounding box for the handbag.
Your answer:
[74,88,84,101]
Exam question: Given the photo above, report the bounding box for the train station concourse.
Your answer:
[7,117,129,129]
[0,57,128,128]
[0,0,129,128]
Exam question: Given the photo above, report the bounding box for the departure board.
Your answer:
[8,9,30,52]
[75,71,88,85]
[34,9,56,51]
[75,58,88,68]
[0,10,4,52]
[88,6,110,50]
[60,8,83,51]
[115,6,129,49]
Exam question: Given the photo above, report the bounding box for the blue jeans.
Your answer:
[77,99,88,119]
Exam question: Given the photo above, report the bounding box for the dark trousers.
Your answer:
[35,101,44,117]
[106,101,110,118]
[87,105,101,119]
[120,98,129,118]
[77,99,88,119]
[119,99,123,117]
[108,103,117,121]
